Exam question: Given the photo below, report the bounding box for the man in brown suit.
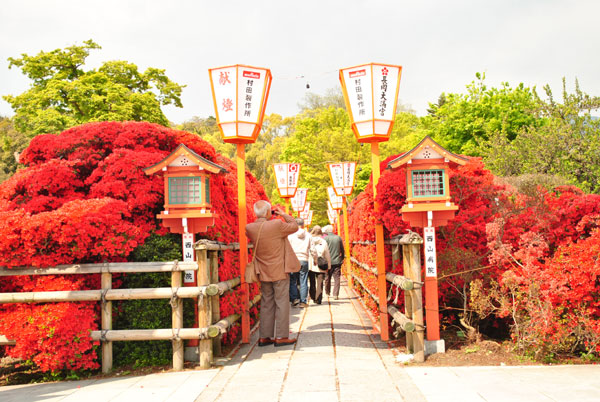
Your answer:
[246,200,300,347]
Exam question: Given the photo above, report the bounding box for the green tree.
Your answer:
[4,40,184,136]
[484,79,600,192]
[422,73,539,156]
[280,107,370,225]
[0,117,27,183]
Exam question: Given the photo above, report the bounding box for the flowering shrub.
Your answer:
[347,151,600,358]
[0,121,266,370]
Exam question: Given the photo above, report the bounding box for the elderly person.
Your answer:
[307,225,331,305]
[246,200,300,347]
[322,225,345,300]
[288,218,311,308]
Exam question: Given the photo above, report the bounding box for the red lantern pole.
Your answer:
[371,142,389,341]
[237,143,250,344]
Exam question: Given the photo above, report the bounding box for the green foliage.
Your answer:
[422,72,539,156]
[0,117,28,182]
[280,106,368,225]
[3,40,184,136]
[113,232,186,368]
[483,79,600,192]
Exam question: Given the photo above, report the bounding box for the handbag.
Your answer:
[317,255,328,270]
[245,221,266,284]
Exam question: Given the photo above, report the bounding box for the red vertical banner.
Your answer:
[423,226,440,341]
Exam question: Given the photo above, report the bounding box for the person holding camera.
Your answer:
[307,225,331,305]
[246,200,300,347]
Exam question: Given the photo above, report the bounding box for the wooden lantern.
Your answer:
[144,144,227,234]
[388,136,468,228]
[208,64,272,144]
[339,63,402,143]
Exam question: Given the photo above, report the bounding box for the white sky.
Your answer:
[1,0,599,124]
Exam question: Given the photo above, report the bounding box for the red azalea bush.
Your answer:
[0,121,266,371]
[348,151,600,358]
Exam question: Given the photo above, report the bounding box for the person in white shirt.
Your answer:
[287,218,311,308]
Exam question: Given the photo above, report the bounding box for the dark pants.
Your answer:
[325,264,342,297]
[308,271,325,304]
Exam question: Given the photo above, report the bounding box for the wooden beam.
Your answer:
[91,328,210,341]
[0,261,198,276]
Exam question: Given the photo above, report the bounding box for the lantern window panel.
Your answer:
[169,177,203,205]
[411,169,445,198]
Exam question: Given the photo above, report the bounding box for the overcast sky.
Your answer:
[1,0,598,124]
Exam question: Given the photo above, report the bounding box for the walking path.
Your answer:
[2,282,599,401]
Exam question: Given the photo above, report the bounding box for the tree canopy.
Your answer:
[3,40,185,137]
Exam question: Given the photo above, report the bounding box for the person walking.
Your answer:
[288,218,311,308]
[322,225,345,300]
[246,200,300,347]
[307,225,330,305]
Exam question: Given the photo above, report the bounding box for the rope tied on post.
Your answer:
[171,327,181,341]
[170,287,180,308]
[100,329,109,343]
[100,288,109,314]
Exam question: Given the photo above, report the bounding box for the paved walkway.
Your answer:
[2,282,600,401]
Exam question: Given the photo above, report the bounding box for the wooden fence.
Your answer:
[349,231,425,361]
[0,240,256,373]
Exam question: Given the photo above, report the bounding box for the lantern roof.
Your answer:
[387,136,468,169]
[144,144,228,175]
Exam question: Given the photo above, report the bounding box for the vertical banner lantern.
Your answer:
[290,188,308,214]
[327,187,343,210]
[299,201,311,220]
[328,162,356,282]
[340,62,402,341]
[327,207,338,225]
[328,162,357,196]
[339,63,402,143]
[209,64,272,344]
[273,163,301,213]
[209,65,272,143]
[304,210,314,227]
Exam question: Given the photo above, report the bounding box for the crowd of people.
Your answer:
[245,200,345,347]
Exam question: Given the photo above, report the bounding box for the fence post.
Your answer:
[403,238,424,362]
[101,270,113,374]
[197,247,212,368]
[172,269,184,370]
[209,250,221,357]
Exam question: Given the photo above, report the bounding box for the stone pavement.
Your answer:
[1,282,600,402]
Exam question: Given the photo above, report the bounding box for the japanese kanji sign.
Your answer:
[291,188,308,212]
[182,232,195,284]
[328,162,357,196]
[209,65,272,143]
[304,210,313,226]
[327,186,343,210]
[327,205,338,225]
[299,202,311,220]
[273,163,301,198]
[423,226,437,278]
[339,63,402,143]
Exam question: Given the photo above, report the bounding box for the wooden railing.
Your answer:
[349,231,425,361]
[0,240,257,373]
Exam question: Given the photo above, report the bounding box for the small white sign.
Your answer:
[182,232,195,284]
[423,227,437,277]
